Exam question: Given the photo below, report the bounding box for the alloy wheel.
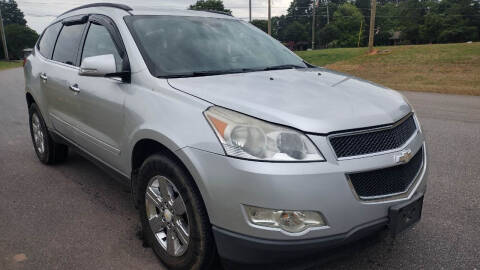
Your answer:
[31,113,45,154]
[145,175,190,257]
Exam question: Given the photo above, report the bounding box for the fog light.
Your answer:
[244,205,326,233]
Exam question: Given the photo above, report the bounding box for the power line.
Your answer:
[228,6,448,10]
[242,14,480,19]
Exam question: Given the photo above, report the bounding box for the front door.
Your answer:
[73,18,129,169]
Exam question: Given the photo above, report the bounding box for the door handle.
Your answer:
[69,84,80,94]
[40,73,48,82]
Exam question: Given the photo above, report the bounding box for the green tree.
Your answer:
[419,13,446,43]
[326,3,364,47]
[233,0,480,48]
[437,0,480,43]
[318,23,340,47]
[315,0,349,48]
[277,0,315,44]
[0,0,26,25]
[396,0,434,44]
[0,24,38,59]
[355,0,371,19]
[373,2,402,46]
[189,0,231,15]
[284,21,309,42]
[0,0,38,60]
[251,19,268,33]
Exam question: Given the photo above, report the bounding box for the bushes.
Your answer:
[1,0,39,60]
[0,24,38,60]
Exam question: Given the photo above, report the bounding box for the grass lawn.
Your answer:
[0,60,23,71]
[296,43,480,96]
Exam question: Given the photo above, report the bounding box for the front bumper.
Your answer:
[175,131,427,263]
[212,218,388,264]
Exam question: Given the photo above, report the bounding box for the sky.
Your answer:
[16,0,294,33]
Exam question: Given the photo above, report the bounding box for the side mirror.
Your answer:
[79,54,117,77]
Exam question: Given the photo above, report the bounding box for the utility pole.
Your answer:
[0,7,9,61]
[326,0,329,24]
[249,0,252,22]
[267,0,271,36]
[357,20,363,47]
[312,0,318,50]
[368,0,377,53]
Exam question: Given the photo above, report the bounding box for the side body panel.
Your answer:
[73,76,127,169]
[43,61,83,141]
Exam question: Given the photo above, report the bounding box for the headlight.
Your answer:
[204,106,324,161]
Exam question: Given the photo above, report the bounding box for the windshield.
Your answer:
[124,15,307,78]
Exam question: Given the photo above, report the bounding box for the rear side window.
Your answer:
[81,23,122,71]
[38,23,62,59]
[52,23,86,66]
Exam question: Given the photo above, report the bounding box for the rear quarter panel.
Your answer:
[24,50,53,128]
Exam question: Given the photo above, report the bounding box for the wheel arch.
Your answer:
[26,92,36,107]
[129,135,212,223]
[128,129,182,175]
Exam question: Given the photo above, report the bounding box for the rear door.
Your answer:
[44,16,87,141]
[34,22,62,122]
[73,15,129,169]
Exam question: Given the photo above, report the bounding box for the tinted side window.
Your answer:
[52,23,85,66]
[81,23,122,71]
[38,23,62,59]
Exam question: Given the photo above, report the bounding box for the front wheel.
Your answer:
[137,154,217,270]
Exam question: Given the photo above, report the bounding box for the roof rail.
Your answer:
[199,9,233,17]
[58,3,133,17]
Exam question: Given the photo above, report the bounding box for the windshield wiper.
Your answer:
[192,69,241,76]
[164,68,259,78]
[262,64,307,71]
[163,65,305,78]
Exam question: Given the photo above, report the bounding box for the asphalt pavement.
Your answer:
[1,67,479,269]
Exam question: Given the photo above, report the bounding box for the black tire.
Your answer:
[28,103,68,164]
[137,154,217,270]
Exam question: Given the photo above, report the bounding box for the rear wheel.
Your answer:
[138,154,216,270]
[28,103,68,164]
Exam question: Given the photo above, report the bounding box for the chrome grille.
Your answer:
[329,114,417,158]
[347,147,424,199]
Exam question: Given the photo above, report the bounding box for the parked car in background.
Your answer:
[23,3,427,269]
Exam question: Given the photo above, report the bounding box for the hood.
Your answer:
[167,68,411,134]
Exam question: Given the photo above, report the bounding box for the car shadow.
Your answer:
[219,230,394,270]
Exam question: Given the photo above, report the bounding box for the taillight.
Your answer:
[23,58,27,67]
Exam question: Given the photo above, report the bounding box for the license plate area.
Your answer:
[388,195,424,236]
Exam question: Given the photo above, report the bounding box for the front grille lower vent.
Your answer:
[347,147,424,199]
[329,115,417,158]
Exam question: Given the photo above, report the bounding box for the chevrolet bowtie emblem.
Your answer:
[395,149,413,163]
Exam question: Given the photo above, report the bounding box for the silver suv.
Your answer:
[24,3,427,269]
